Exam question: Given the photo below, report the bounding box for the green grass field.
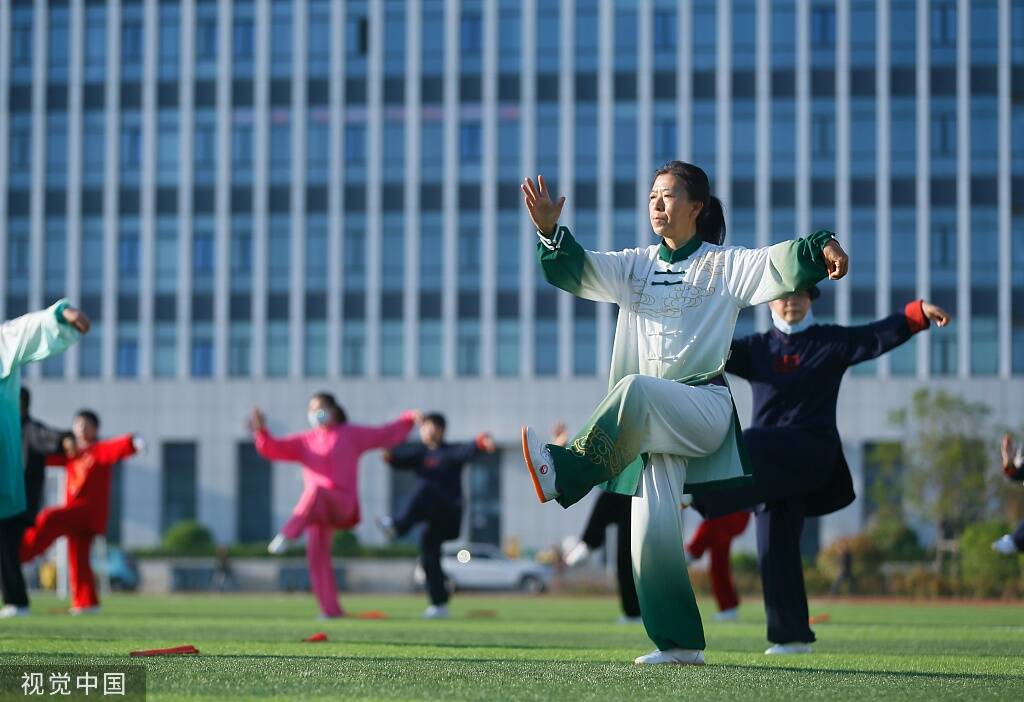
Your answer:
[2,593,1022,701]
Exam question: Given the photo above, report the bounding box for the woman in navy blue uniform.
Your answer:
[378,413,496,619]
[698,286,949,654]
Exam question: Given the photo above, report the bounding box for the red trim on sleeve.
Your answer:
[904,300,929,334]
[475,434,488,451]
[1004,463,1018,479]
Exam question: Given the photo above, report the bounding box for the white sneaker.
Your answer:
[423,605,449,620]
[715,607,739,622]
[69,606,101,616]
[616,615,643,625]
[634,648,705,665]
[375,516,397,542]
[267,533,291,555]
[992,534,1019,555]
[564,541,591,567]
[521,426,558,503]
[765,643,813,655]
[0,605,30,618]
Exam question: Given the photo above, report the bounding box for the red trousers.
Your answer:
[687,511,751,612]
[20,503,100,610]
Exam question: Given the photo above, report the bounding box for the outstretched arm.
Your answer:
[447,433,498,463]
[383,443,427,470]
[0,300,88,378]
[354,411,419,452]
[90,434,140,465]
[1002,434,1024,481]
[524,176,637,304]
[249,407,307,463]
[23,421,72,457]
[725,231,847,308]
[840,300,950,367]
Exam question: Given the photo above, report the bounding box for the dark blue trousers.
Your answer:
[756,500,815,644]
[396,482,462,607]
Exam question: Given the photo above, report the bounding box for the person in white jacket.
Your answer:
[517,162,849,665]
[0,300,89,520]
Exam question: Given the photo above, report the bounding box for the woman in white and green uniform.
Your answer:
[519,162,849,665]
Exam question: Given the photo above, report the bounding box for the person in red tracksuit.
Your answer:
[20,410,143,614]
[685,510,751,621]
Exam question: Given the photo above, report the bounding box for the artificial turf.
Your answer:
[1,593,1022,701]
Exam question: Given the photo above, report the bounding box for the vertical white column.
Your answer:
[677,1,692,162]
[28,0,47,380]
[177,0,195,379]
[252,0,269,379]
[0,0,8,321]
[835,0,851,325]
[754,0,770,331]
[139,0,156,380]
[366,0,384,377]
[795,0,810,237]
[915,0,930,377]
[102,1,122,379]
[997,0,1011,378]
[877,0,892,375]
[520,0,536,378]
[595,0,612,368]
[327,0,344,377]
[404,2,422,380]
[481,0,498,378]
[290,0,307,378]
[638,0,653,239]
[716,0,731,209]
[441,0,458,378]
[956,0,970,377]
[213,0,232,378]
[558,0,575,379]
[66,0,84,379]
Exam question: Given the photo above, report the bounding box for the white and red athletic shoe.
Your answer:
[521,426,559,503]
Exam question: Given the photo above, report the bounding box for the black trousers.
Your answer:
[396,483,462,607]
[0,515,30,608]
[756,500,815,645]
[580,491,641,618]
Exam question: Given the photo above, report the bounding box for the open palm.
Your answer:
[521,175,565,237]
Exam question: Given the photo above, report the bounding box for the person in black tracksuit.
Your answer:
[379,413,496,618]
[0,387,72,617]
[697,287,949,653]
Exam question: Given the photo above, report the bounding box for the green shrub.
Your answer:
[162,520,215,556]
[960,521,1021,597]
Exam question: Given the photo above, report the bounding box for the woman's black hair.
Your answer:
[311,392,347,424]
[652,161,727,245]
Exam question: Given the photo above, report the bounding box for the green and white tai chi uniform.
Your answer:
[0,300,83,519]
[536,225,834,652]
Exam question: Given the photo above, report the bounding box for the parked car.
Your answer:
[413,543,551,594]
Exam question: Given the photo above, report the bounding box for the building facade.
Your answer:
[2,0,1023,554]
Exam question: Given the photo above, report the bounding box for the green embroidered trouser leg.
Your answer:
[549,374,731,508]
[544,373,734,652]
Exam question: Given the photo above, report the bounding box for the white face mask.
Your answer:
[307,408,331,428]
[771,307,815,335]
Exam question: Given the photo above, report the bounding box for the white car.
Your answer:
[413,543,551,594]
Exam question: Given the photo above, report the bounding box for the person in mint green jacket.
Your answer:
[0,300,90,520]
[518,162,849,666]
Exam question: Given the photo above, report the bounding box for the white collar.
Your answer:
[771,308,816,335]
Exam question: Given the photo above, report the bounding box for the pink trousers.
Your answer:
[280,486,359,618]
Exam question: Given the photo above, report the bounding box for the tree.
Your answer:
[891,389,995,557]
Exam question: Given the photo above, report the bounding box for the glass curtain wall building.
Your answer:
[1,0,1022,551]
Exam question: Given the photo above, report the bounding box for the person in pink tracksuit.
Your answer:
[249,392,419,618]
